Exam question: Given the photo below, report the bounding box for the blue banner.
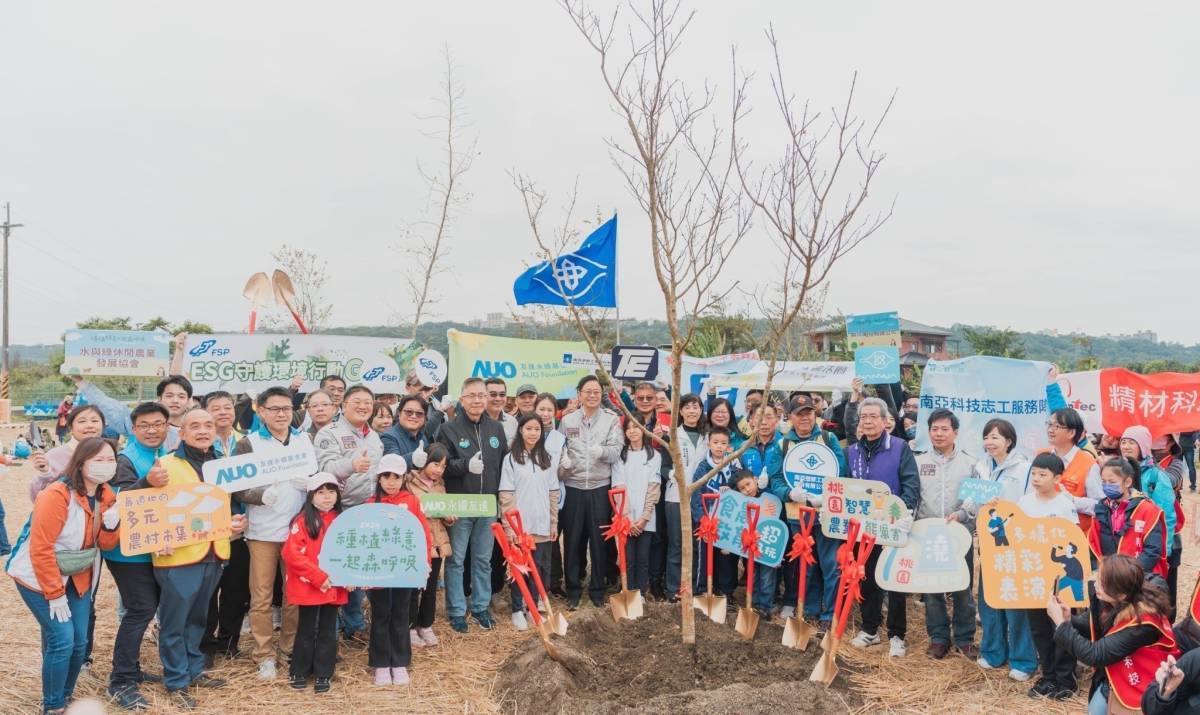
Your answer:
[712,491,787,568]
[513,216,617,308]
[855,346,900,384]
[846,311,900,337]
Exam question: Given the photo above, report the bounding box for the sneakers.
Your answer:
[1051,685,1075,701]
[289,674,307,690]
[976,656,998,670]
[168,689,197,710]
[511,611,529,632]
[374,667,392,686]
[257,658,277,680]
[1008,669,1033,682]
[889,637,907,658]
[567,598,581,611]
[779,605,796,619]
[109,686,150,711]
[449,616,468,633]
[410,628,426,648]
[470,611,495,630]
[391,667,410,685]
[850,630,881,648]
[1028,678,1057,698]
[314,677,331,694]
[417,627,438,646]
[190,674,226,689]
[926,642,949,659]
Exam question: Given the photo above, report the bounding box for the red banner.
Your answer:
[1098,368,1200,437]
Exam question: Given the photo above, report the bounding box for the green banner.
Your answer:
[419,493,497,518]
[446,329,592,399]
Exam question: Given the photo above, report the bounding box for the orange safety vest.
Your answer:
[1104,611,1180,710]
[1088,497,1168,579]
[1049,448,1096,532]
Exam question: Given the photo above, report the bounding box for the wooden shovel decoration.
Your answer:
[242,272,273,335]
[491,522,561,661]
[811,520,876,687]
[503,509,568,637]
[692,493,727,624]
[782,504,819,650]
[271,270,309,334]
[734,502,763,640]
[603,487,643,621]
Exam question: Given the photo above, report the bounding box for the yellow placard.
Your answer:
[977,499,1092,609]
[118,483,233,556]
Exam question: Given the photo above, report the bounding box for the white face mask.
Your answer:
[85,461,117,483]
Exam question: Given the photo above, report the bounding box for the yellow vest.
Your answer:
[151,454,231,568]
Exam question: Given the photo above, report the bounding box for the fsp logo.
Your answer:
[189,339,217,357]
[610,345,659,381]
[362,367,385,381]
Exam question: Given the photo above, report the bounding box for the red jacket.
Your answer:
[367,490,435,563]
[281,510,348,607]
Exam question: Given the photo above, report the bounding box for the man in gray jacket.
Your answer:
[558,375,623,609]
[915,408,978,660]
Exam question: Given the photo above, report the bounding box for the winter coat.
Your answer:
[557,407,623,491]
[281,510,349,607]
[914,446,977,530]
[403,475,452,559]
[435,410,508,496]
[314,418,383,507]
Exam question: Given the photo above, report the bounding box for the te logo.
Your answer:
[189,339,217,357]
[610,345,659,380]
[215,462,258,486]
[362,367,385,381]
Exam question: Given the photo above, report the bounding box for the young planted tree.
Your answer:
[267,245,333,332]
[397,47,478,340]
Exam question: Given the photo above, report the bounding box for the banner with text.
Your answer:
[61,329,171,378]
[1057,368,1200,437]
[915,356,1051,459]
[320,503,430,588]
[118,483,232,556]
[202,440,318,493]
[447,330,592,399]
[181,334,417,394]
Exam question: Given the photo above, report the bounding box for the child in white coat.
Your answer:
[611,419,661,596]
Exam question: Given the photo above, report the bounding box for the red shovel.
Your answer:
[693,492,727,624]
[503,509,568,637]
[782,505,818,650]
[491,522,560,661]
[811,522,876,686]
[733,503,762,640]
[603,487,643,621]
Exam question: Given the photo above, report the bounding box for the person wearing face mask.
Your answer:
[6,437,121,715]
[29,405,108,502]
[1118,428,1177,585]
[1090,457,1168,585]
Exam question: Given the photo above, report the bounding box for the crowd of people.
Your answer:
[3,357,1200,714]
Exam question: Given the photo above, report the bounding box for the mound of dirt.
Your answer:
[495,602,862,714]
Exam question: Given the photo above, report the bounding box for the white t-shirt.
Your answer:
[499,452,558,537]
[1017,491,1079,524]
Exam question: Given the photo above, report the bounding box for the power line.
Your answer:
[13,233,148,303]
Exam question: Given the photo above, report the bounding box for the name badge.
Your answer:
[919,464,936,477]
[340,436,357,450]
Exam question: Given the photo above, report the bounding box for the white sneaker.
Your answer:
[850,630,881,648]
[409,628,425,648]
[1008,668,1033,682]
[888,636,907,657]
[258,658,277,680]
[417,627,438,646]
[511,611,529,632]
[779,605,796,619]
[976,657,997,670]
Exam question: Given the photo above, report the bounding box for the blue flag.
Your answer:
[513,216,617,308]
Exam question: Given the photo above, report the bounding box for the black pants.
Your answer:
[511,542,550,612]
[202,537,250,654]
[367,589,413,668]
[860,545,907,639]
[410,557,442,629]
[549,532,565,593]
[562,485,612,602]
[1186,446,1197,489]
[106,560,160,690]
[292,604,338,680]
[694,535,738,597]
[490,539,507,597]
[1169,546,1183,614]
[648,498,667,590]
[626,532,653,592]
[1028,608,1076,689]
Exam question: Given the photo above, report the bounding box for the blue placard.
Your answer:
[957,478,1003,505]
[61,329,170,377]
[319,503,429,588]
[846,311,900,337]
[855,346,900,384]
[711,490,786,568]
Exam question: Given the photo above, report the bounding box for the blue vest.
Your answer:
[847,433,904,495]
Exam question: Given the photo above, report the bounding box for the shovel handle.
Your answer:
[702,492,719,518]
[609,486,627,517]
[492,522,543,625]
[503,509,526,542]
[744,503,760,610]
[746,502,760,532]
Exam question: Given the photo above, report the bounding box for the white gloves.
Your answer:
[434,396,452,413]
[262,486,280,507]
[559,453,573,471]
[468,451,484,475]
[290,475,310,491]
[756,471,769,490]
[102,507,120,530]
[48,596,71,623]
[411,441,428,469]
[805,492,825,508]
[788,486,806,503]
[588,445,603,460]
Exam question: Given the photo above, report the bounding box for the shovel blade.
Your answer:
[734,608,760,640]
[611,590,643,621]
[809,649,839,686]
[549,610,569,637]
[609,595,628,622]
[782,617,816,650]
[693,594,728,624]
[820,629,832,652]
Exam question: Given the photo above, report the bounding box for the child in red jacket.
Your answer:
[365,454,433,686]
[282,472,348,694]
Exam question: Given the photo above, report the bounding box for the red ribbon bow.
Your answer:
[785,532,816,566]
[696,513,719,544]
[490,523,530,580]
[603,488,632,544]
[741,528,762,560]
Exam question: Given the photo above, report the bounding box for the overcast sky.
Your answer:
[2,1,1196,345]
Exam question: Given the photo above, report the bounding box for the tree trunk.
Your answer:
[678,472,696,644]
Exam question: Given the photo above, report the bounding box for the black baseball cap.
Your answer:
[789,395,817,414]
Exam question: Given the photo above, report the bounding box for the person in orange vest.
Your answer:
[1046,407,1102,532]
[1048,554,1178,714]
[1089,457,1169,583]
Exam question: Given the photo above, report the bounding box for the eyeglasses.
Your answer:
[634,395,655,402]
[345,399,374,408]
[400,409,425,418]
[261,406,293,415]
[487,391,507,398]
[579,389,602,397]
[1047,423,1067,431]
[135,421,168,431]
[462,392,486,401]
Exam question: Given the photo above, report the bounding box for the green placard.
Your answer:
[419,493,497,518]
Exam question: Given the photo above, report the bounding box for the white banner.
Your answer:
[1055,370,1103,433]
[706,360,855,393]
[202,440,318,493]
[182,334,416,394]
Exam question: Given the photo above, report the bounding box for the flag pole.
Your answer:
[613,211,620,346]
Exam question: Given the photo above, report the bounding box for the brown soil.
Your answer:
[495,602,862,714]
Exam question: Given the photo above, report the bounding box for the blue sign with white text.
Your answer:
[712,491,787,568]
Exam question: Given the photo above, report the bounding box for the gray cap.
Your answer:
[516,383,538,396]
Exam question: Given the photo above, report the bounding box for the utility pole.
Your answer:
[1,203,23,399]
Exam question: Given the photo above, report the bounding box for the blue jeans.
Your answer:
[751,562,777,612]
[0,495,11,554]
[1089,682,1110,715]
[18,581,91,711]
[510,541,549,613]
[978,575,1037,673]
[339,589,366,636]
[802,529,842,621]
[447,516,496,618]
[155,562,224,691]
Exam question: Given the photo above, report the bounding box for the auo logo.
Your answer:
[214,462,258,486]
[362,367,385,381]
[189,339,217,357]
[472,360,517,379]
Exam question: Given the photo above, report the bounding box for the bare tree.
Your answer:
[267,244,333,332]
[397,46,478,339]
[548,0,893,644]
